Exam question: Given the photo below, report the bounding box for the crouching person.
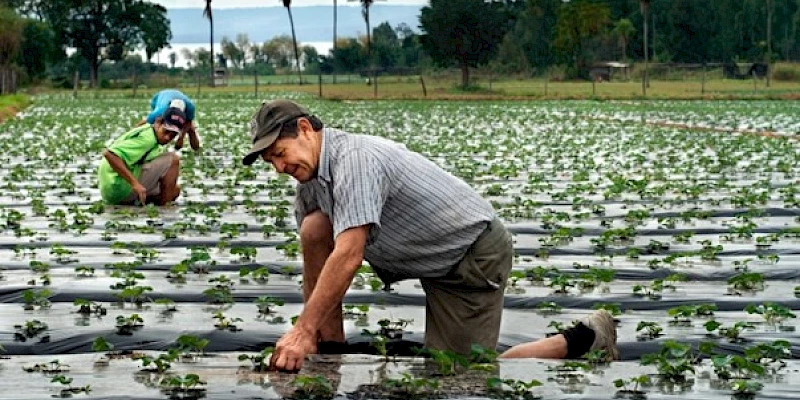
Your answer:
[98,107,186,205]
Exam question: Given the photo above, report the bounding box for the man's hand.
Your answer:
[269,325,318,372]
[132,181,147,205]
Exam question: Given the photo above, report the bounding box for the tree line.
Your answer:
[0,0,797,91]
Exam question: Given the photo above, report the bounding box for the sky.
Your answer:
[151,0,428,8]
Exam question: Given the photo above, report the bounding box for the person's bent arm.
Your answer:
[134,118,147,127]
[269,225,369,371]
[103,150,146,204]
[174,121,200,151]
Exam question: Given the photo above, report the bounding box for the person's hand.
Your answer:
[269,325,318,372]
[132,182,147,206]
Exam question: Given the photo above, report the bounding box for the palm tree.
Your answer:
[612,18,634,61]
[349,0,375,58]
[203,0,214,87]
[281,0,302,84]
[640,0,650,96]
[332,0,337,82]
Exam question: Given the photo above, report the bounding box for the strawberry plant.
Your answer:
[640,341,697,382]
[14,320,49,342]
[704,321,755,342]
[487,377,542,399]
[383,373,440,397]
[635,321,663,340]
[159,374,207,398]
[255,295,284,315]
[50,375,91,396]
[238,347,274,372]
[115,314,144,335]
[745,302,796,326]
[212,311,242,331]
[74,298,107,316]
[613,375,651,398]
[291,375,335,399]
[22,288,52,310]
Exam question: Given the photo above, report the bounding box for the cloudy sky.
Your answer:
[152,0,428,8]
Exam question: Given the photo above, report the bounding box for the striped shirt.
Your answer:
[294,128,495,282]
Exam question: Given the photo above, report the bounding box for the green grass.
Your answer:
[0,94,30,123]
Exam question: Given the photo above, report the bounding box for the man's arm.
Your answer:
[174,121,200,151]
[134,118,147,127]
[103,150,147,204]
[269,225,369,371]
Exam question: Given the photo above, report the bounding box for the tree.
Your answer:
[263,35,294,69]
[221,36,243,68]
[203,0,214,86]
[0,6,23,93]
[419,0,510,88]
[280,0,302,84]
[236,33,250,67]
[554,0,611,78]
[330,37,366,72]
[371,22,400,68]
[18,18,57,81]
[168,51,176,69]
[640,0,650,94]
[140,3,170,63]
[612,18,635,60]
[36,0,171,88]
[301,45,320,73]
[349,0,377,59]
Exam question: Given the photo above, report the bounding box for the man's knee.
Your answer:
[170,152,180,169]
[299,211,333,246]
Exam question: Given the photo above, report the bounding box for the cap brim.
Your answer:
[164,124,182,134]
[242,131,279,166]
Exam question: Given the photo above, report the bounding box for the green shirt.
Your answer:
[98,125,166,204]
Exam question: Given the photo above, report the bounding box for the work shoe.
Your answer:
[580,309,619,361]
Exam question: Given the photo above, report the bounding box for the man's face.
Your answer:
[261,119,319,183]
[155,123,179,145]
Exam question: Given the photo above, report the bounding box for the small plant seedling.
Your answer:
[51,375,91,396]
[704,320,756,342]
[176,335,210,359]
[636,321,664,340]
[745,302,796,326]
[212,311,243,332]
[74,266,95,277]
[745,340,791,371]
[422,348,470,376]
[238,347,274,372]
[115,314,144,335]
[14,320,49,342]
[23,359,70,373]
[74,298,107,316]
[255,296,285,316]
[133,350,179,374]
[727,272,765,294]
[711,355,765,380]
[22,288,52,310]
[613,375,651,397]
[582,349,610,365]
[382,372,440,397]
[291,375,335,399]
[154,298,178,314]
[159,373,206,397]
[731,380,763,397]
[534,301,562,315]
[640,340,697,382]
[487,377,542,399]
[92,337,114,353]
